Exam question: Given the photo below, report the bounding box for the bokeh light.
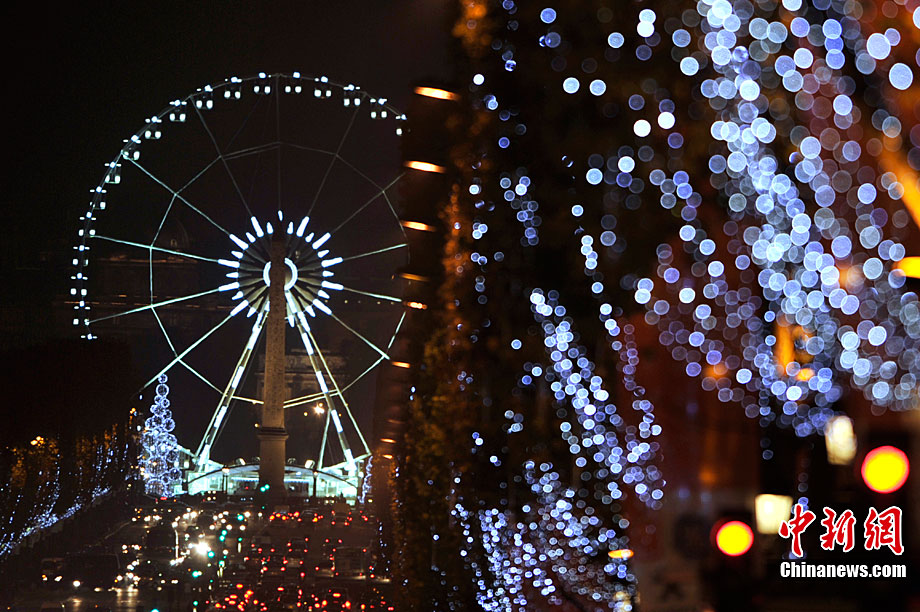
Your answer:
[861,445,910,494]
[715,521,754,556]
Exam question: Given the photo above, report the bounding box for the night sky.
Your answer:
[3,1,451,293]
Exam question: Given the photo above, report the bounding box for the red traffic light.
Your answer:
[713,520,754,556]
[861,445,909,494]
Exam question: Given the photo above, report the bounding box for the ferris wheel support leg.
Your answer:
[293,314,358,475]
[318,404,331,473]
[305,325,371,457]
[194,305,268,470]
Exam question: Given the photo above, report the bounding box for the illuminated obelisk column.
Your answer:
[258,237,289,502]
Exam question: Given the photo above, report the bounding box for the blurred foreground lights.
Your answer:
[399,271,431,283]
[825,416,857,465]
[893,257,920,279]
[414,86,459,101]
[755,494,793,534]
[404,160,446,173]
[861,446,909,494]
[400,220,437,232]
[193,542,211,557]
[634,119,651,137]
[714,521,754,556]
[608,548,634,560]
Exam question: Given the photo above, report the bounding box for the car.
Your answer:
[62,552,121,591]
[316,589,352,610]
[287,536,309,553]
[314,558,334,577]
[39,558,65,584]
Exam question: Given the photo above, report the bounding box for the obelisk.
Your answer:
[258,237,289,503]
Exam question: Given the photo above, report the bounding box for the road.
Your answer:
[11,498,395,612]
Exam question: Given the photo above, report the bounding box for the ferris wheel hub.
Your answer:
[261,259,298,290]
[223,213,342,319]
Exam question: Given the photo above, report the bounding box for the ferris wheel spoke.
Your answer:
[381,189,405,226]
[388,311,407,350]
[307,105,361,217]
[317,407,332,471]
[152,158,221,245]
[340,356,385,395]
[179,360,222,394]
[88,286,225,324]
[333,155,385,192]
[193,105,255,220]
[283,142,338,157]
[335,284,403,304]
[127,158,233,237]
[194,305,268,467]
[150,309,220,393]
[92,234,221,264]
[340,242,408,263]
[326,310,391,360]
[284,391,327,409]
[328,172,405,236]
[143,311,236,389]
[224,93,267,153]
[151,309,178,356]
[179,156,222,192]
[152,195,178,252]
[149,308,223,397]
[223,141,282,161]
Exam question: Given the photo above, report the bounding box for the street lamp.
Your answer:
[304,402,326,416]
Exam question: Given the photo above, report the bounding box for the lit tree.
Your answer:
[140,374,180,497]
[393,0,920,608]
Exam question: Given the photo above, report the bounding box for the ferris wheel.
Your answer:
[72,72,411,485]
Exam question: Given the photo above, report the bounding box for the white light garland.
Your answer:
[140,374,180,497]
